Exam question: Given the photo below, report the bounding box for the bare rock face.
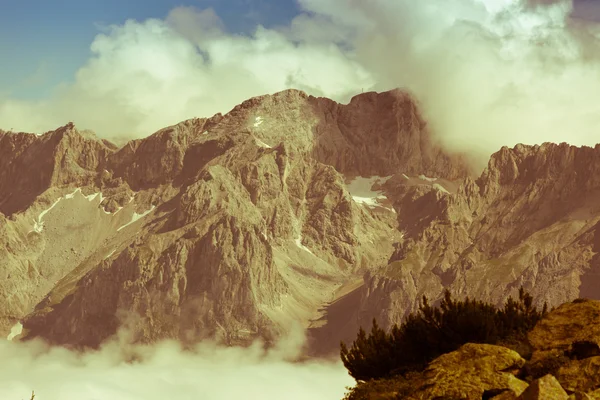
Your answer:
[309,89,473,179]
[406,343,528,400]
[2,88,464,348]
[359,142,600,331]
[0,123,113,215]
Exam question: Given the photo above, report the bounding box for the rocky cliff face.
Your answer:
[0,123,113,216]
[359,142,600,331]
[5,88,599,353]
[309,89,470,179]
[1,89,467,349]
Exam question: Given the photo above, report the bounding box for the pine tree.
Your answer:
[340,287,547,381]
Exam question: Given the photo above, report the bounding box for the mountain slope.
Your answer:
[1,88,469,349]
[359,142,600,331]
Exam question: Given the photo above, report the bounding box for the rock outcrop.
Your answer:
[406,343,528,399]
[518,375,569,400]
[0,123,112,215]
[352,300,600,400]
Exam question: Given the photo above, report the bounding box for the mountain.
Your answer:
[359,142,600,333]
[2,88,598,355]
[0,89,471,350]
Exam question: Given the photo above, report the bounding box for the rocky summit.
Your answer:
[1,88,600,358]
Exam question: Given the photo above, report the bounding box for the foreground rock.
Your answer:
[518,375,568,400]
[343,299,600,400]
[407,343,528,400]
[528,299,600,354]
[526,299,600,394]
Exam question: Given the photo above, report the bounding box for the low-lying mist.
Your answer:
[0,327,352,400]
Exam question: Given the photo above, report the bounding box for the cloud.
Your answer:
[293,0,600,157]
[2,0,600,158]
[0,7,371,141]
[0,327,353,400]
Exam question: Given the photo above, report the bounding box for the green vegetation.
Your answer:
[340,287,548,398]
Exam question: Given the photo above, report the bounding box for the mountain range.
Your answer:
[1,88,598,356]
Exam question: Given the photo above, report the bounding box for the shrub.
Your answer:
[573,298,588,304]
[340,320,396,382]
[341,287,547,381]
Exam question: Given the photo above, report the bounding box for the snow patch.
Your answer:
[117,205,156,232]
[37,197,63,222]
[6,321,22,341]
[104,249,116,260]
[433,183,450,194]
[418,175,437,182]
[295,236,314,255]
[30,188,114,233]
[255,138,272,148]
[345,176,394,212]
[64,188,81,199]
[253,116,264,127]
[31,194,66,233]
[84,192,101,201]
[31,220,44,233]
[351,196,385,207]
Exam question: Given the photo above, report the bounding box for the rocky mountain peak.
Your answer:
[0,123,114,215]
[308,88,473,179]
[476,142,600,201]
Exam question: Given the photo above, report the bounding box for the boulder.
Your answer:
[407,343,528,400]
[528,300,600,353]
[556,356,600,393]
[517,375,568,400]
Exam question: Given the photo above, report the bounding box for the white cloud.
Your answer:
[0,7,372,140]
[2,0,600,156]
[0,328,353,400]
[292,0,600,157]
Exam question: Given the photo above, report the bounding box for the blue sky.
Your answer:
[0,0,300,99]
